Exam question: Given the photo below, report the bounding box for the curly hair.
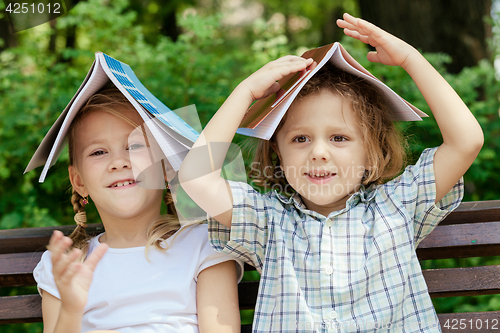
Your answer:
[67,83,180,260]
[250,62,407,194]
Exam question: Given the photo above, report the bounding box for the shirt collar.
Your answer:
[273,183,377,215]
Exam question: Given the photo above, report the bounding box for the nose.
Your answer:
[310,140,330,162]
[108,150,131,171]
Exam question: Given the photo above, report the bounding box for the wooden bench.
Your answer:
[1,200,500,332]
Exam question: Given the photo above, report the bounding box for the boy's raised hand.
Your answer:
[49,230,108,314]
[337,13,417,69]
[238,56,313,103]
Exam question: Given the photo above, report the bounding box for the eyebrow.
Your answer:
[81,139,105,152]
[286,124,349,133]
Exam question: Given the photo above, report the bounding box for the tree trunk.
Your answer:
[0,15,18,53]
[358,0,492,73]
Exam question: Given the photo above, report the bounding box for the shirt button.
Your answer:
[324,266,333,275]
[329,310,338,319]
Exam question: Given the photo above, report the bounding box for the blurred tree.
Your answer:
[0,2,18,52]
[256,0,358,47]
[358,0,492,73]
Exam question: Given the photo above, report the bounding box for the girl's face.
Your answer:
[69,109,165,222]
[275,90,368,216]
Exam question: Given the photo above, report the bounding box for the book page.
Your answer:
[102,53,199,145]
[98,53,195,171]
[240,43,338,129]
[25,58,111,182]
[237,42,427,140]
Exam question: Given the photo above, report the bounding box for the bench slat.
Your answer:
[0,224,104,255]
[1,295,499,331]
[0,252,41,287]
[417,222,500,260]
[239,265,500,307]
[424,266,500,298]
[441,200,500,225]
[0,295,42,324]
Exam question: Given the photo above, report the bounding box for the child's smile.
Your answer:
[275,90,368,216]
[107,178,137,188]
[305,170,336,184]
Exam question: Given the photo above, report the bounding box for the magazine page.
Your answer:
[240,43,338,130]
[98,53,196,170]
[101,53,199,145]
[25,58,110,182]
[237,42,427,140]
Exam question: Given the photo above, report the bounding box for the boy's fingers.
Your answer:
[84,244,108,272]
[356,19,386,41]
[271,56,313,70]
[339,14,384,40]
[261,82,281,99]
[274,55,310,63]
[367,51,382,64]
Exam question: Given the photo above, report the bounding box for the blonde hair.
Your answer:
[67,83,180,259]
[250,62,407,193]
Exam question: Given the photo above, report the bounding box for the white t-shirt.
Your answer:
[34,223,243,333]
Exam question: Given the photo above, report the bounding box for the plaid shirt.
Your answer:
[209,147,463,332]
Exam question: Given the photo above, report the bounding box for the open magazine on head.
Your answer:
[25,52,201,182]
[237,42,428,140]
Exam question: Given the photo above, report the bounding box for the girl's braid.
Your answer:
[68,188,91,258]
[164,187,178,220]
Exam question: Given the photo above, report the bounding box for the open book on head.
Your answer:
[24,52,201,183]
[237,42,428,140]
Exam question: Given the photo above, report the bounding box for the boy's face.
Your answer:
[275,90,368,216]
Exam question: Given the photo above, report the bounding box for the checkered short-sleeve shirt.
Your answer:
[209,147,464,332]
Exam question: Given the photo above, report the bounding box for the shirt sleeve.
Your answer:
[196,228,245,283]
[384,147,464,246]
[208,181,273,272]
[33,250,60,299]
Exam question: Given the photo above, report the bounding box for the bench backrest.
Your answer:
[1,200,500,331]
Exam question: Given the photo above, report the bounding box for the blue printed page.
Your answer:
[102,54,200,144]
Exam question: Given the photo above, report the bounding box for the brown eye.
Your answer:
[90,150,106,156]
[293,135,309,143]
[332,135,347,142]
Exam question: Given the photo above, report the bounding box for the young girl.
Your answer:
[32,85,243,333]
[179,13,483,332]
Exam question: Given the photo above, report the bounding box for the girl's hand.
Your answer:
[237,56,314,103]
[49,230,108,314]
[337,13,418,69]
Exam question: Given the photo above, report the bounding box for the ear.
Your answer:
[68,165,88,197]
